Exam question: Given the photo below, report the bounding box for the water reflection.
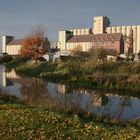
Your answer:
[0,66,21,97]
[21,79,48,106]
[90,91,109,107]
[0,66,6,87]
[0,65,140,121]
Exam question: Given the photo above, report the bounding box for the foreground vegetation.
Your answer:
[0,92,140,139]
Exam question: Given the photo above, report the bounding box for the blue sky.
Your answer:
[0,0,140,45]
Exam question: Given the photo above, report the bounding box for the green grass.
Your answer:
[16,62,56,77]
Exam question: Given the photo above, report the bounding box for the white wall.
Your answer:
[106,25,140,53]
[93,16,110,34]
[2,36,7,53]
[58,31,66,50]
[70,28,90,35]
[2,35,14,54]
[66,42,91,52]
[6,45,21,55]
[137,26,140,53]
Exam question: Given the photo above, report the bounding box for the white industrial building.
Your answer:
[2,35,23,56]
[1,16,140,56]
[106,25,140,54]
[58,16,140,55]
[1,35,50,56]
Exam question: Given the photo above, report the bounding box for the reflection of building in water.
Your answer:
[0,66,6,87]
[57,84,89,95]
[0,66,20,87]
[90,92,109,107]
[106,93,138,100]
[57,84,67,95]
[0,66,21,97]
[6,69,20,79]
[57,84,72,95]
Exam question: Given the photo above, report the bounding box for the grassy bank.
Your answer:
[15,60,140,92]
[0,93,140,139]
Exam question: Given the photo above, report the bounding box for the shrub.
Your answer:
[89,47,108,62]
[66,59,83,80]
[0,55,13,63]
[131,62,140,74]
[14,56,30,64]
[6,56,30,67]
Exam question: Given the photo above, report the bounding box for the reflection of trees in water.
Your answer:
[21,78,48,106]
[89,91,109,107]
[113,96,132,120]
[100,95,132,121]
[20,81,135,120]
[60,92,86,114]
[57,87,110,115]
[88,91,134,121]
[56,86,110,114]
[57,85,86,112]
[88,91,112,119]
[21,81,84,113]
[55,85,85,114]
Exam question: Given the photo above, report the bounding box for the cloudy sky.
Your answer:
[0,0,140,46]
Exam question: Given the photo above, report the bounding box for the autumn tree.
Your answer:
[20,26,50,63]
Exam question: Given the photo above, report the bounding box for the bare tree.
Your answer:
[124,30,133,58]
[71,44,89,58]
[71,44,82,55]
[89,47,108,62]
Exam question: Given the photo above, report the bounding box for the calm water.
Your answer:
[0,65,140,121]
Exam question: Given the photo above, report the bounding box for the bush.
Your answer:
[66,59,83,80]
[131,62,140,74]
[0,55,13,63]
[14,56,30,64]
[6,56,30,67]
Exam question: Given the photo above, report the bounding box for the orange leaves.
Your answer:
[19,27,49,62]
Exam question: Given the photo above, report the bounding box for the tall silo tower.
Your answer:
[93,16,110,34]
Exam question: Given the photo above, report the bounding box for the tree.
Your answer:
[89,47,108,62]
[71,44,89,58]
[124,30,133,59]
[71,44,82,56]
[20,26,50,63]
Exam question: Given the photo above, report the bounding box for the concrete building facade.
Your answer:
[58,16,140,55]
[70,28,91,35]
[93,16,110,34]
[2,35,22,56]
[106,25,140,54]
[66,33,124,54]
[1,35,50,56]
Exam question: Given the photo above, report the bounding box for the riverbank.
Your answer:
[0,93,140,139]
[15,60,140,92]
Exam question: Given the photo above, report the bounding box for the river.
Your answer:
[0,65,140,121]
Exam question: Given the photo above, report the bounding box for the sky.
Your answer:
[0,0,140,47]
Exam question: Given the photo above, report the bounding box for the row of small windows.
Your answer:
[6,45,21,55]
